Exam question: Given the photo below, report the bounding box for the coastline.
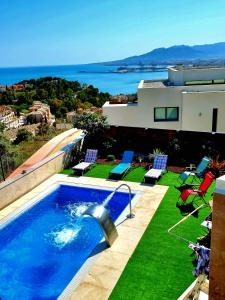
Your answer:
[0,64,168,95]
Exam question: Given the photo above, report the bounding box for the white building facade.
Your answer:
[0,107,19,130]
[103,66,225,133]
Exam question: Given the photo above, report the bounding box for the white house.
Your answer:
[0,106,20,130]
[103,65,225,133]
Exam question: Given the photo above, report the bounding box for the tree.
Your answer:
[0,134,14,180]
[38,123,50,135]
[14,129,33,144]
[73,112,109,150]
[0,123,5,133]
[0,134,12,156]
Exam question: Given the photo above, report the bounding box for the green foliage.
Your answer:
[0,123,5,133]
[37,123,51,135]
[73,111,109,151]
[0,134,13,156]
[0,134,17,180]
[73,111,108,136]
[14,129,33,144]
[153,148,165,155]
[0,77,111,118]
[106,154,115,161]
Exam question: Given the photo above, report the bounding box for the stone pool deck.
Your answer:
[0,174,168,300]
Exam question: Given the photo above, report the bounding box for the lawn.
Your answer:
[61,164,214,300]
[61,164,147,182]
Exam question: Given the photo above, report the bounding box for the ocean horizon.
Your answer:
[0,64,167,95]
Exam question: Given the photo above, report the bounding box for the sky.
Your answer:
[0,0,225,67]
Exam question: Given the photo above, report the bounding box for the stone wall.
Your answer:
[0,151,64,209]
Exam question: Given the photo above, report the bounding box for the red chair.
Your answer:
[179,172,214,204]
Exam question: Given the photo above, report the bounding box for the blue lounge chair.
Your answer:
[110,151,134,178]
[144,154,168,183]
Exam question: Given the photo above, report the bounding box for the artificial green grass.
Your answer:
[61,164,146,182]
[60,164,115,177]
[60,168,74,175]
[61,164,214,299]
[109,175,214,300]
[85,164,115,179]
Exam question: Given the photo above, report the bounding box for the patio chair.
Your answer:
[178,171,214,205]
[72,149,98,175]
[185,157,210,182]
[109,150,134,179]
[144,154,168,184]
[176,171,190,186]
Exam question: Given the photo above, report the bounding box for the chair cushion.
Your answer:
[145,169,162,179]
[85,149,98,163]
[181,189,198,201]
[72,162,92,171]
[110,163,130,175]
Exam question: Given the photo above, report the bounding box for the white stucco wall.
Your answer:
[182,91,225,133]
[168,68,184,85]
[103,81,225,134]
[103,87,182,130]
[169,67,225,85]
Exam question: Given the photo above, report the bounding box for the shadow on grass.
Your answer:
[176,202,199,218]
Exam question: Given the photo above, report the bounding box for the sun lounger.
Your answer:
[144,154,168,183]
[110,151,134,178]
[72,149,98,175]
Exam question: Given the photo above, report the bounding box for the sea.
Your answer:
[0,64,167,95]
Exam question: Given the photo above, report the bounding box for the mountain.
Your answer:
[102,42,225,65]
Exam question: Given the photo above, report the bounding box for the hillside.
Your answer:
[0,77,110,118]
[102,42,225,65]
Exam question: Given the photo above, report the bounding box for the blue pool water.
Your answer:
[0,184,135,299]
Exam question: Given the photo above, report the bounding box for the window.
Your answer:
[154,107,179,122]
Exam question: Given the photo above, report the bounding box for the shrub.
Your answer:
[107,154,115,161]
[14,129,33,144]
[38,123,51,135]
[148,149,165,163]
[153,148,165,155]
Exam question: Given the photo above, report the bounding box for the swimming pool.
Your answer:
[0,183,137,299]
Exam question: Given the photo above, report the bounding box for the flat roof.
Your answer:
[140,80,167,88]
[168,65,225,72]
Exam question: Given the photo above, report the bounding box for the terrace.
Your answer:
[60,163,214,299]
[0,127,219,299]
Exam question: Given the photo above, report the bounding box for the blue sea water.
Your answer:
[0,184,135,299]
[0,64,167,94]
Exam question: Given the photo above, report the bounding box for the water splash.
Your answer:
[45,224,80,249]
[102,191,115,207]
[65,202,98,218]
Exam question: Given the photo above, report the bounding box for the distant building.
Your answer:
[103,65,225,133]
[18,114,27,126]
[0,85,6,92]
[0,106,19,129]
[8,84,25,91]
[27,101,55,125]
[66,111,76,123]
